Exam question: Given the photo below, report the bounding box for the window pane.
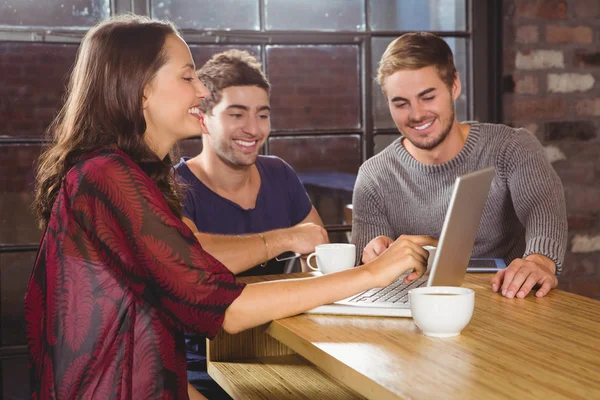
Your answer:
[176,138,203,158]
[267,45,361,131]
[0,0,109,28]
[265,0,365,31]
[371,37,468,129]
[0,43,78,138]
[374,134,400,154]
[328,231,352,244]
[189,45,261,70]
[1,356,30,400]
[369,0,466,31]
[151,0,259,30]
[1,252,36,346]
[0,144,43,245]
[268,135,360,225]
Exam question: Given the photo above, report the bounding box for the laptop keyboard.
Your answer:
[348,275,427,304]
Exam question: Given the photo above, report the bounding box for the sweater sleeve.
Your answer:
[502,129,568,274]
[351,164,396,265]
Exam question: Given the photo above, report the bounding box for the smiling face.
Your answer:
[383,66,461,151]
[142,34,209,154]
[203,85,270,167]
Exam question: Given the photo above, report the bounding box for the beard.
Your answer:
[403,102,456,151]
[218,148,258,168]
[211,139,261,169]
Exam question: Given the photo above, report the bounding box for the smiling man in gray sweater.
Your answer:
[353,32,567,299]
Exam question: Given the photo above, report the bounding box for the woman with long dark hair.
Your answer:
[26,14,435,399]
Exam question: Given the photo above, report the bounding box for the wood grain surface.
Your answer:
[210,273,600,399]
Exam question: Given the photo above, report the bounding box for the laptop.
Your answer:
[305,166,496,318]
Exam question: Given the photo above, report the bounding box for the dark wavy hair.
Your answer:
[34,14,185,228]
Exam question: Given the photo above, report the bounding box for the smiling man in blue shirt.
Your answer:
[174,50,325,400]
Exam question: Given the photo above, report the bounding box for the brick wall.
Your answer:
[503,0,600,299]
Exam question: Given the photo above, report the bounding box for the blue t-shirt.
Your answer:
[175,155,312,252]
[174,155,313,398]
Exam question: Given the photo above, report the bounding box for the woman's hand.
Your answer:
[363,235,438,288]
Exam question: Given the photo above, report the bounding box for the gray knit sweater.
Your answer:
[352,122,567,273]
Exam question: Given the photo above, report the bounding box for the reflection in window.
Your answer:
[369,0,466,31]
[374,134,400,155]
[266,45,361,131]
[328,231,352,244]
[189,45,261,71]
[265,0,365,31]
[0,0,109,28]
[371,37,468,129]
[1,356,30,400]
[151,0,259,30]
[0,43,79,138]
[1,252,37,345]
[0,144,43,245]
[268,135,360,225]
[176,138,203,159]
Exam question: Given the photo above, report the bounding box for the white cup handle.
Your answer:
[306,252,319,271]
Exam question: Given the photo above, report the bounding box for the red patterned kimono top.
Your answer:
[25,148,246,399]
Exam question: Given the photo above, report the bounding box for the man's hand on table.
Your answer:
[285,223,329,255]
[491,254,558,298]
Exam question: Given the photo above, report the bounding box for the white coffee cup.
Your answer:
[307,243,356,274]
[424,245,436,272]
[408,286,475,337]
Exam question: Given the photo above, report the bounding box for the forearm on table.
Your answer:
[507,138,567,273]
[194,230,291,275]
[521,223,566,274]
[517,190,567,274]
[222,266,374,334]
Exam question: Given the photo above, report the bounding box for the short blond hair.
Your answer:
[376,32,457,95]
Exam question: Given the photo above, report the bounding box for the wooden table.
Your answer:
[207,273,600,399]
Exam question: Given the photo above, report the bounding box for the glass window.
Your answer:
[369,0,466,31]
[189,45,261,70]
[0,43,79,138]
[328,231,352,244]
[0,144,43,245]
[0,0,109,28]
[151,0,259,30]
[1,252,36,346]
[266,45,361,131]
[374,134,400,154]
[176,138,203,158]
[371,37,468,129]
[265,0,365,31]
[268,135,360,225]
[1,356,30,400]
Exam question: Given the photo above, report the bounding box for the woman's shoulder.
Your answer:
[79,147,136,168]
[66,147,146,186]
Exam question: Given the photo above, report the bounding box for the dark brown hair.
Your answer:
[196,49,270,114]
[376,32,457,95]
[34,14,184,228]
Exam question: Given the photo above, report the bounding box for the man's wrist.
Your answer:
[524,253,556,274]
[264,228,290,258]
